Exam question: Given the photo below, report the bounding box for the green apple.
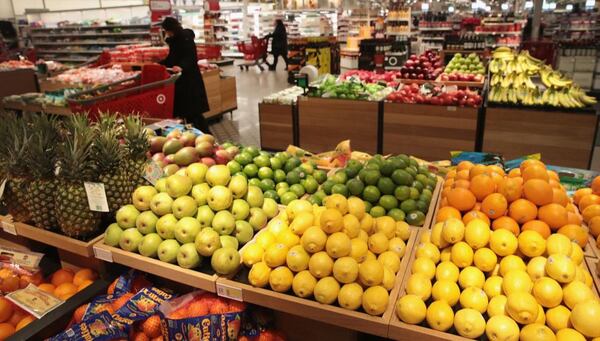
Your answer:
[174,217,201,244]
[166,174,193,198]
[231,199,250,220]
[155,178,168,192]
[211,247,240,275]
[172,195,198,219]
[150,192,173,216]
[234,220,254,244]
[136,211,159,235]
[186,162,208,185]
[132,186,157,211]
[138,233,163,258]
[207,185,233,211]
[119,228,143,252]
[245,185,264,208]
[104,223,123,247]
[194,228,221,257]
[212,210,236,235]
[262,198,279,219]
[177,242,202,269]
[197,205,215,229]
[248,207,268,231]
[220,235,239,250]
[158,239,180,263]
[206,165,231,187]
[228,174,248,199]
[156,213,178,239]
[191,183,210,206]
[116,204,140,229]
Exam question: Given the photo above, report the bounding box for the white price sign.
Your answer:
[0,178,6,200]
[216,282,243,302]
[93,245,113,263]
[84,182,109,212]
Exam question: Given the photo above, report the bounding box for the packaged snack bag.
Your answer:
[50,311,128,341]
[450,151,504,167]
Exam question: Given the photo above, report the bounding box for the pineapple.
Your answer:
[123,116,150,187]
[24,114,60,230]
[54,114,102,239]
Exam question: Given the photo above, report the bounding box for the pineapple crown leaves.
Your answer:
[0,112,34,178]
[26,114,61,179]
[92,113,126,173]
[123,115,150,161]
[56,114,99,181]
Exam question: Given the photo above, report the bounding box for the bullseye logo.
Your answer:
[156,94,166,104]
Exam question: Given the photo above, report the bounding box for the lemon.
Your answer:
[360,214,374,234]
[286,199,313,220]
[519,324,556,341]
[575,266,587,284]
[388,238,407,258]
[350,238,369,263]
[269,266,294,292]
[460,266,485,288]
[484,276,503,298]
[518,230,546,257]
[368,232,389,255]
[502,270,533,294]
[378,251,401,273]
[292,270,317,298]
[263,243,289,268]
[535,304,546,324]
[396,294,426,324]
[405,273,432,301]
[314,276,340,304]
[324,194,348,215]
[451,242,474,268]
[358,229,369,243]
[442,218,465,244]
[431,279,460,306]
[359,259,384,287]
[248,262,272,288]
[453,308,485,338]
[485,315,520,341]
[308,251,334,279]
[289,212,314,236]
[374,216,395,239]
[556,329,586,341]
[489,229,518,256]
[286,245,310,272]
[431,222,449,249]
[301,226,328,253]
[460,286,488,313]
[382,267,395,291]
[546,254,576,283]
[465,219,491,250]
[440,247,452,262]
[415,242,441,263]
[242,243,264,267]
[411,257,436,279]
[473,248,498,272]
[312,206,325,225]
[365,251,377,262]
[362,286,389,316]
[571,300,600,338]
[570,243,584,265]
[277,230,301,249]
[256,231,276,249]
[267,218,289,237]
[320,208,344,234]
[326,232,352,259]
[487,295,508,317]
[337,283,363,310]
[420,230,431,243]
[546,305,572,332]
[506,292,539,324]
[332,257,359,284]
[546,233,573,256]
[347,197,366,220]
[532,277,563,308]
[436,261,459,282]
[499,255,527,276]
[396,221,411,240]
[526,256,547,281]
[563,280,594,310]
[426,300,454,331]
[583,266,594,288]
[342,214,361,238]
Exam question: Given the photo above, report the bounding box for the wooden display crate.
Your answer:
[2,100,72,116]
[203,69,222,119]
[482,107,598,169]
[220,76,237,112]
[419,177,444,230]
[297,97,380,154]
[0,69,38,99]
[382,103,479,162]
[434,75,485,88]
[259,102,295,151]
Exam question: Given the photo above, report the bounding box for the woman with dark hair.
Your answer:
[160,17,210,132]
[266,19,288,71]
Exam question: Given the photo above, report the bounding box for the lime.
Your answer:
[264,190,279,201]
[364,170,381,186]
[409,187,420,200]
[332,171,348,185]
[411,181,424,192]
[362,185,381,203]
[358,169,368,183]
[415,174,428,185]
[406,211,425,226]
[275,152,290,161]
[389,157,407,169]
[394,186,410,201]
[280,192,298,205]
[364,201,373,213]
[244,146,260,157]
[235,152,253,166]
[391,169,412,186]
[274,169,286,183]
[408,158,418,168]
[322,180,336,195]
[276,182,289,192]
[313,190,327,202]
[397,154,410,164]
[427,172,438,184]
[380,160,395,176]
[300,163,314,175]
[284,158,301,172]
[259,151,270,157]
[249,178,262,188]
[377,177,396,195]
[379,195,398,210]
[365,162,380,171]
[233,172,247,178]
[421,188,433,199]
[244,164,258,178]
[258,167,274,180]
[270,157,283,170]
[347,179,365,196]
[290,184,306,197]
[313,170,327,184]
[425,178,436,189]
[371,155,384,166]
[347,159,363,171]
[418,165,429,175]
[227,160,242,175]
[286,171,300,185]
[419,194,432,205]
[370,206,386,218]
[254,155,271,168]
[277,187,288,198]
[309,195,322,205]
[260,179,275,192]
[400,199,417,213]
[406,166,417,178]
[332,184,349,197]
[387,208,406,222]
[302,177,319,194]
[416,200,429,213]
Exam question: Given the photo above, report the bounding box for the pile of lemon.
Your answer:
[396,217,600,340]
[242,194,411,315]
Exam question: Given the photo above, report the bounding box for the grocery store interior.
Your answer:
[4,0,600,340]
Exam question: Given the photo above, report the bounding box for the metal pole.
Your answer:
[531,0,542,40]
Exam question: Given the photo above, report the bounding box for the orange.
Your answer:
[508,168,521,178]
[456,170,470,181]
[107,278,118,295]
[481,193,508,219]
[444,178,455,189]
[579,194,600,212]
[552,188,569,207]
[77,279,94,291]
[523,179,553,206]
[592,176,600,195]
[549,179,562,189]
[473,202,481,211]
[457,161,474,172]
[567,212,582,226]
[73,269,97,287]
[73,304,89,323]
[446,170,457,179]
[487,165,505,176]
[521,220,551,239]
[492,216,520,236]
[489,172,504,187]
[439,197,448,208]
[0,298,13,323]
[589,216,600,238]
[520,159,546,173]
[574,188,593,205]
[142,315,162,338]
[50,268,74,287]
[112,293,134,311]
[7,309,26,327]
[582,204,600,224]
[446,187,476,212]
[497,177,523,203]
[38,283,55,294]
[436,206,462,223]
[522,165,549,182]
[54,283,78,301]
[547,170,559,181]
[469,174,496,201]
[538,203,568,230]
[508,199,538,224]
[462,210,491,226]
[469,164,490,179]
[557,224,588,248]
[0,323,15,340]
[132,332,150,341]
[441,187,450,199]
[187,300,209,316]
[15,316,34,331]
[453,179,470,189]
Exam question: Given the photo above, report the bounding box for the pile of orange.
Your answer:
[38,268,98,301]
[574,176,600,247]
[0,296,35,340]
[439,160,588,246]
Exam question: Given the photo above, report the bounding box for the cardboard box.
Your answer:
[574,56,597,72]
[220,76,237,112]
[202,69,222,119]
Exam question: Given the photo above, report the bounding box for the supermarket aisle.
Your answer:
[210,62,290,147]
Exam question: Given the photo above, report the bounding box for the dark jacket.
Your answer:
[160,29,210,128]
[268,24,287,54]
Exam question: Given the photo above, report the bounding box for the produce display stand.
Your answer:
[482,105,599,168]
[433,76,485,89]
[0,69,39,100]
[297,97,380,154]
[204,72,238,121]
[2,100,72,116]
[258,102,297,151]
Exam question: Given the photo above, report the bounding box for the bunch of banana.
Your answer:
[539,66,573,89]
[570,86,598,106]
[491,47,515,61]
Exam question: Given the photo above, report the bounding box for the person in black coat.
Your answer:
[266,20,288,71]
[160,17,210,132]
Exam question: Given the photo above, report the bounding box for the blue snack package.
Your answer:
[112,287,174,327]
[504,153,542,170]
[50,311,128,341]
[450,151,504,167]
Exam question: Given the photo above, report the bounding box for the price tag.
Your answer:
[143,161,164,186]
[1,220,16,235]
[84,182,109,212]
[0,178,6,200]
[93,245,113,263]
[447,106,457,111]
[6,284,63,318]
[216,282,243,302]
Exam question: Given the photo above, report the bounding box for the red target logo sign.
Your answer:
[156,94,166,104]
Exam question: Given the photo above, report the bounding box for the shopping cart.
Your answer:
[236,36,269,71]
[66,64,180,121]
